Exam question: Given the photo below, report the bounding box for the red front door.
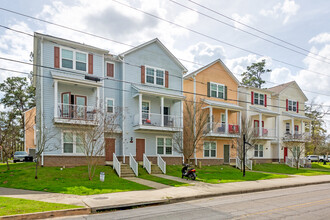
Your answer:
[284,147,288,162]
[105,138,115,161]
[136,139,145,161]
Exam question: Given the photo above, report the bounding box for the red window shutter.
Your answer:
[264,94,267,107]
[251,91,254,105]
[54,46,60,68]
[88,54,93,74]
[297,102,299,113]
[286,99,288,111]
[141,65,145,83]
[165,70,169,88]
[107,63,114,77]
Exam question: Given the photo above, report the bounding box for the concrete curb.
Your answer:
[0,208,91,220]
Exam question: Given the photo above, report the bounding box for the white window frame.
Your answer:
[210,82,225,99]
[60,46,88,72]
[145,66,165,87]
[203,141,217,158]
[254,144,264,158]
[288,99,297,112]
[254,92,264,105]
[105,61,115,78]
[221,113,226,126]
[106,98,115,114]
[62,132,86,155]
[156,136,173,155]
[142,100,151,119]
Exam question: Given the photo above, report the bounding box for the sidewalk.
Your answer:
[2,174,330,214]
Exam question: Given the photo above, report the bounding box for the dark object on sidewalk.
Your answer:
[181,164,196,180]
[24,156,34,162]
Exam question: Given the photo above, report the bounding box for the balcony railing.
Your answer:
[57,103,96,121]
[205,123,240,135]
[283,132,311,142]
[253,128,276,138]
[134,113,182,128]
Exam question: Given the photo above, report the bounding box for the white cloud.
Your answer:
[309,33,330,44]
[260,0,300,24]
[231,13,254,29]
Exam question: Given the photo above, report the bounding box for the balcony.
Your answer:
[54,103,98,125]
[204,123,240,138]
[253,128,277,140]
[283,132,311,142]
[134,113,182,132]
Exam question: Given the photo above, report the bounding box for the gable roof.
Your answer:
[183,59,240,85]
[120,38,187,73]
[268,81,308,101]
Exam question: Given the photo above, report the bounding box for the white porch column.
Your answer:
[239,111,242,133]
[96,87,100,109]
[275,116,278,137]
[161,97,164,127]
[259,113,262,136]
[291,118,294,134]
[210,107,213,132]
[54,80,58,118]
[139,94,142,125]
[309,121,312,136]
[225,109,228,134]
[301,120,303,134]
[181,100,183,128]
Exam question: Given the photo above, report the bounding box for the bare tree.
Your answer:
[66,103,122,180]
[173,99,209,164]
[282,141,306,169]
[232,116,257,170]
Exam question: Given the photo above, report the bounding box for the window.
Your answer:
[146,67,164,86]
[106,99,114,113]
[157,137,172,155]
[286,123,290,133]
[142,101,150,119]
[293,146,300,158]
[61,48,87,72]
[288,100,297,112]
[210,82,225,99]
[63,132,85,154]
[254,92,264,105]
[204,142,216,158]
[254,144,263,157]
[106,62,114,77]
[221,114,226,126]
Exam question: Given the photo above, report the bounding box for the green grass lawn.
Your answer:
[0,163,151,195]
[311,162,330,170]
[253,164,330,176]
[166,165,288,184]
[0,196,82,216]
[138,166,189,187]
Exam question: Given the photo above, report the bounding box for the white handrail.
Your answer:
[236,157,242,170]
[246,159,253,170]
[143,154,151,174]
[113,153,121,177]
[129,154,138,176]
[157,155,166,174]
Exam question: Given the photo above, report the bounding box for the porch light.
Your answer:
[130,137,134,143]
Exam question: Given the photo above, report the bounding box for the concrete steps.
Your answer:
[120,164,136,177]
[151,164,163,174]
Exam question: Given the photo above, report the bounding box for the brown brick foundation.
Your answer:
[251,158,281,164]
[43,155,105,167]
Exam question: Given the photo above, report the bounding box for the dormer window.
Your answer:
[254,92,264,105]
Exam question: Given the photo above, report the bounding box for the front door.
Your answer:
[164,107,170,126]
[105,138,115,161]
[136,139,145,161]
[224,145,230,164]
[284,147,288,162]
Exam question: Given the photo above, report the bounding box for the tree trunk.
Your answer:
[6,158,10,171]
[35,158,38,179]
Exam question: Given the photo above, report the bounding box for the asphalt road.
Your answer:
[55,183,330,220]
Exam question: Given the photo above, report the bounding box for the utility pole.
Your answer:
[243,134,246,177]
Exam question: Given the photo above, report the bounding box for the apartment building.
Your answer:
[33,33,186,167]
[184,59,242,165]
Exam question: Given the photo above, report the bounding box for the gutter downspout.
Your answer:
[193,75,197,166]
[40,36,44,167]
[278,96,281,163]
[119,55,125,164]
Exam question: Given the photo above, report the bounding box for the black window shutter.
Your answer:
[207,82,210,97]
[224,86,227,100]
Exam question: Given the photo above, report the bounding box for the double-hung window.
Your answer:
[288,100,297,112]
[254,144,263,157]
[157,137,172,155]
[106,99,114,113]
[204,142,216,158]
[254,92,264,105]
[146,67,164,86]
[210,82,225,99]
[142,101,150,120]
[61,48,87,72]
[63,132,85,154]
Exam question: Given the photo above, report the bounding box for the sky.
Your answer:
[0,0,329,130]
